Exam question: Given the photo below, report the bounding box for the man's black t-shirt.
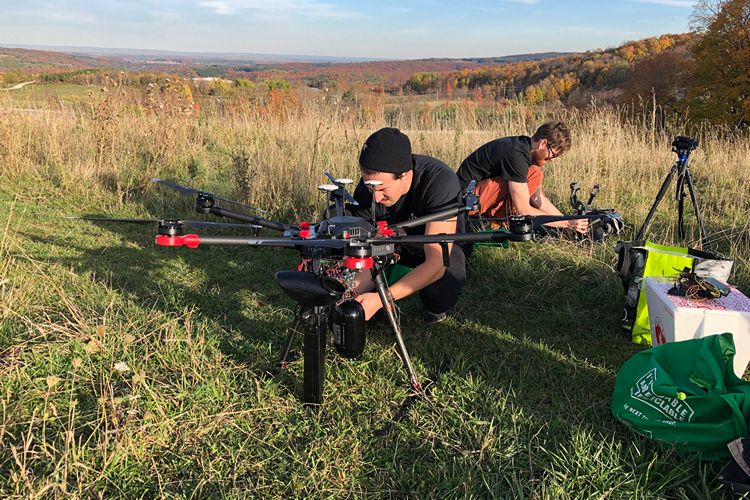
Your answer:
[456,136,532,190]
[350,154,468,260]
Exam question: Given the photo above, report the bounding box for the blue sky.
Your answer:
[0,0,696,60]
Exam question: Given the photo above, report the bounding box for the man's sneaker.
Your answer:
[366,309,386,328]
[422,309,447,324]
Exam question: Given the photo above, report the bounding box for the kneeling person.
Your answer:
[349,127,470,323]
[457,120,587,234]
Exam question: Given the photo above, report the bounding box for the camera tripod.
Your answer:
[636,136,712,252]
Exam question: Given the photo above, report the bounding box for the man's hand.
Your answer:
[568,218,589,234]
[355,292,383,321]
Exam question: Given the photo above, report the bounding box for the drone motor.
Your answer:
[195,193,216,214]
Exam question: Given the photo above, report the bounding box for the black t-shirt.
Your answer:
[350,154,468,260]
[456,136,532,190]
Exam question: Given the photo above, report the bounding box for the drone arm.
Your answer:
[209,206,299,232]
[370,229,533,246]
[389,220,455,297]
[156,235,312,248]
[390,206,467,229]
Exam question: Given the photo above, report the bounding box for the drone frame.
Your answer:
[67,176,601,411]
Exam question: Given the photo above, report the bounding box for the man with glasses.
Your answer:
[456,120,587,234]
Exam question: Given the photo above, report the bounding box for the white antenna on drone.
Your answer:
[364,180,383,226]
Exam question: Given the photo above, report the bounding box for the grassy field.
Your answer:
[1,83,99,106]
[1,88,749,499]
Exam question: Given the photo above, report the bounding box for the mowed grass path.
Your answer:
[2,84,98,105]
[1,95,748,498]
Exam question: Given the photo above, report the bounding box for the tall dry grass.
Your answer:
[2,86,750,499]
[1,88,749,282]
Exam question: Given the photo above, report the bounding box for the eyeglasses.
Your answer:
[546,142,558,160]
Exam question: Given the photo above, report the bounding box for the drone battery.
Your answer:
[332,300,366,358]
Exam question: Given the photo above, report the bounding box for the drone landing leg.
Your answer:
[372,273,421,391]
[375,357,452,437]
[302,305,328,407]
[276,306,302,368]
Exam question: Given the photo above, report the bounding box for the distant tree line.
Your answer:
[396,0,749,128]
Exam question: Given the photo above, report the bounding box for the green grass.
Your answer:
[2,83,98,105]
[0,171,734,499]
[1,95,748,498]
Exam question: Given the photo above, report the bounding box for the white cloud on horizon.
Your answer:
[199,2,236,15]
[196,0,360,18]
[15,9,98,24]
[628,0,695,7]
[563,26,642,37]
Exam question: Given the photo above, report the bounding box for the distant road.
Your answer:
[2,81,36,91]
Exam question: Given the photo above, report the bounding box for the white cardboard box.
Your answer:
[644,276,750,378]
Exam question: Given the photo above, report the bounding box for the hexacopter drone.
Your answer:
[66,173,611,414]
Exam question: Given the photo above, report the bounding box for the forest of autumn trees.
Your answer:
[1,0,748,128]
[687,0,750,127]
[402,33,695,106]
[398,0,749,128]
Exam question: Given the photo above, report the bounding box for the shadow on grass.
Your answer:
[14,214,709,498]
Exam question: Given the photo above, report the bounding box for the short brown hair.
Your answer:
[532,120,571,155]
[360,167,406,180]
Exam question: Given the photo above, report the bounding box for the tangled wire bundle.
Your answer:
[668,271,726,301]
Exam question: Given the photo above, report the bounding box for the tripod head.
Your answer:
[672,136,699,159]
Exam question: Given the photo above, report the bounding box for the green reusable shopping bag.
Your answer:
[472,229,510,249]
[611,333,750,462]
[383,264,412,285]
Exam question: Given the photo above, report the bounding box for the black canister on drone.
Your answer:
[332,300,366,358]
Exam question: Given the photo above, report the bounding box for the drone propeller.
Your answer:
[323,171,358,205]
[245,237,347,249]
[62,216,262,231]
[474,213,609,226]
[152,178,266,213]
[63,216,158,225]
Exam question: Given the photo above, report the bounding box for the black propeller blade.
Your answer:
[245,237,347,249]
[474,213,613,225]
[63,216,159,225]
[323,171,358,205]
[62,216,262,231]
[152,178,266,213]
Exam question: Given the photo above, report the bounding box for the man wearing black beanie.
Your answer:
[349,127,470,323]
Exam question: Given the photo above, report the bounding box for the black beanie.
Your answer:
[359,127,412,174]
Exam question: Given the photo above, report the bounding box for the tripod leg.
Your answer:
[637,164,678,241]
[684,170,713,253]
[372,273,421,391]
